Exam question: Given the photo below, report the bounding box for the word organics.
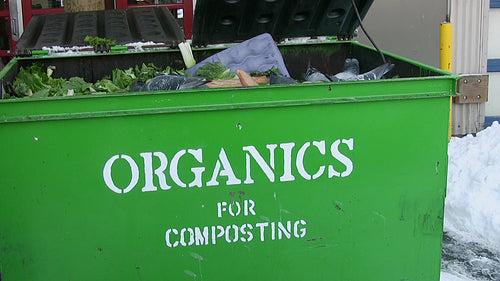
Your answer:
[102,138,354,193]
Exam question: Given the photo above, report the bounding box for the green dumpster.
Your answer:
[0,1,456,281]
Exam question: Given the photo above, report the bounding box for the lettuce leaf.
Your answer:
[10,62,185,99]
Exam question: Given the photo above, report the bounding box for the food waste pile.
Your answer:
[3,34,395,99]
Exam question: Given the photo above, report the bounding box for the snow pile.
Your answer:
[441,272,475,281]
[441,121,500,281]
[444,121,500,251]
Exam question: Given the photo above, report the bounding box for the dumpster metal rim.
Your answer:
[0,91,452,123]
[0,77,455,124]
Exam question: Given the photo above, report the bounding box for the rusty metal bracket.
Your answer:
[455,74,489,104]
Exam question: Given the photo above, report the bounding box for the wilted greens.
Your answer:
[84,35,116,47]
[7,63,183,99]
[250,66,281,77]
[196,62,237,80]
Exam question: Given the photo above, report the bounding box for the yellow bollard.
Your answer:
[440,22,453,139]
[440,23,453,72]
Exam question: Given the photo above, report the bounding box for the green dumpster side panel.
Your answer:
[0,79,451,281]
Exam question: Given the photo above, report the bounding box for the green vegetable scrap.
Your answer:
[92,63,180,93]
[93,78,121,93]
[179,42,196,69]
[62,77,93,96]
[84,35,116,47]
[12,63,91,98]
[112,68,136,89]
[13,63,48,97]
[8,62,186,99]
[133,63,182,82]
[250,67,282,77]
[196,62,237,80]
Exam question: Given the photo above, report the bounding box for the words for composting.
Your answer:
[165,199,307,248]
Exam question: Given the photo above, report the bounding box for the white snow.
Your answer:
[445,121,500,250]
[41,45,94,56]
[41,41,173,56]
[441,272,476,281]
[440,121,500,281]
[124,41,171,52]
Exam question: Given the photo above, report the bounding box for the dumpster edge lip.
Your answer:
[0,81,455,124]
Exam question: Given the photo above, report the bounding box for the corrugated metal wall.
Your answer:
[452,0,489,73]
[451,0,489,135]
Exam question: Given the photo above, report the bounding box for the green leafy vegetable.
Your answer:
[47,77,67,96]
[9,62,186,99]
[112,68,136,89]
[250,67,282,77]
[84,35,116,47]
[62,77,93,96]
[13,63,50,97]
[93,78,121,93]
[134,63,163,82]
[11,63,95,97]
[196,62,236,80]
